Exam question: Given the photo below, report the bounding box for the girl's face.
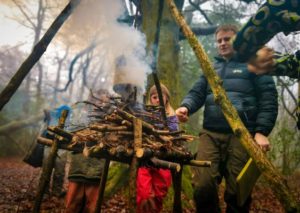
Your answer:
[150,93,167,106]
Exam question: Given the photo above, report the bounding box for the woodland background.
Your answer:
[0,0,299,212]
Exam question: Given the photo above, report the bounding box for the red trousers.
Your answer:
[136,167,172,212]
[65,181,99,213]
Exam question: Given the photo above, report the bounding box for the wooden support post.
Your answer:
[95,159,110,213]
[172,167,183,213]
[129,118,142,212]
[32,110,69,213]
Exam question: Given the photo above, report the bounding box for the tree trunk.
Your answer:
[141,0,184,107]
[157,0,184,107]
[0,0,81,111]
[36,62,44,100]
[53,60,62,106]
[166,0,300,212]
[34,0,45,102]
[23,74,32,113]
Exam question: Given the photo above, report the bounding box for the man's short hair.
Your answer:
[215,24,238,36]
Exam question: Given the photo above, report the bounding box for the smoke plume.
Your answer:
[59,0,151,93]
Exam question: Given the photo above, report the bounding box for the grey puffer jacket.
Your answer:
[181,57,278,136]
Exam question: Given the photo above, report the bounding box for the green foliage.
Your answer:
[104,163,130,198]
[181,166,194,199]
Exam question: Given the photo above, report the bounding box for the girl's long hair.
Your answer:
[148,83,175,116]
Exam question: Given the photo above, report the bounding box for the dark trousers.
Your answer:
[192,129,251,213]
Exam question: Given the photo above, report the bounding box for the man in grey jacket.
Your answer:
[176,24,278,213]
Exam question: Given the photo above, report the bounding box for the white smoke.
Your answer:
[60,0,151,93]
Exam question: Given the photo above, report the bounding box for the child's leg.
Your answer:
[65,181,85,213]
[152,168,172,212]
[136,167,155,211]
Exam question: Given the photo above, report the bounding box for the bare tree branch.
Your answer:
[82,52,92,87]
[179,25,217,39]
[188,0,213,25]
[11,0,37,29]
[0,0,82,111]
[56,43,96,92]
[277,78,298,105]
[279,86,296,120]
[277,77,298,120]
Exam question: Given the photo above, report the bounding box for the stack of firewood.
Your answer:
[37,96,210,170]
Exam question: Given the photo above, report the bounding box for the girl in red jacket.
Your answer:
[136,84,178,213]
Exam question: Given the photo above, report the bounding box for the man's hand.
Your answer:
[247,47,275,75]
[254,133,271,152]
[176,107,189,123]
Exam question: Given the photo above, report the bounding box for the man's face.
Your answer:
[216,30,235,59]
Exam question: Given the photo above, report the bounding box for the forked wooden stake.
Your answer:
[33,110,69,213]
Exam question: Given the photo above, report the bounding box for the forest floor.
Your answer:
[0,157,299,213]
